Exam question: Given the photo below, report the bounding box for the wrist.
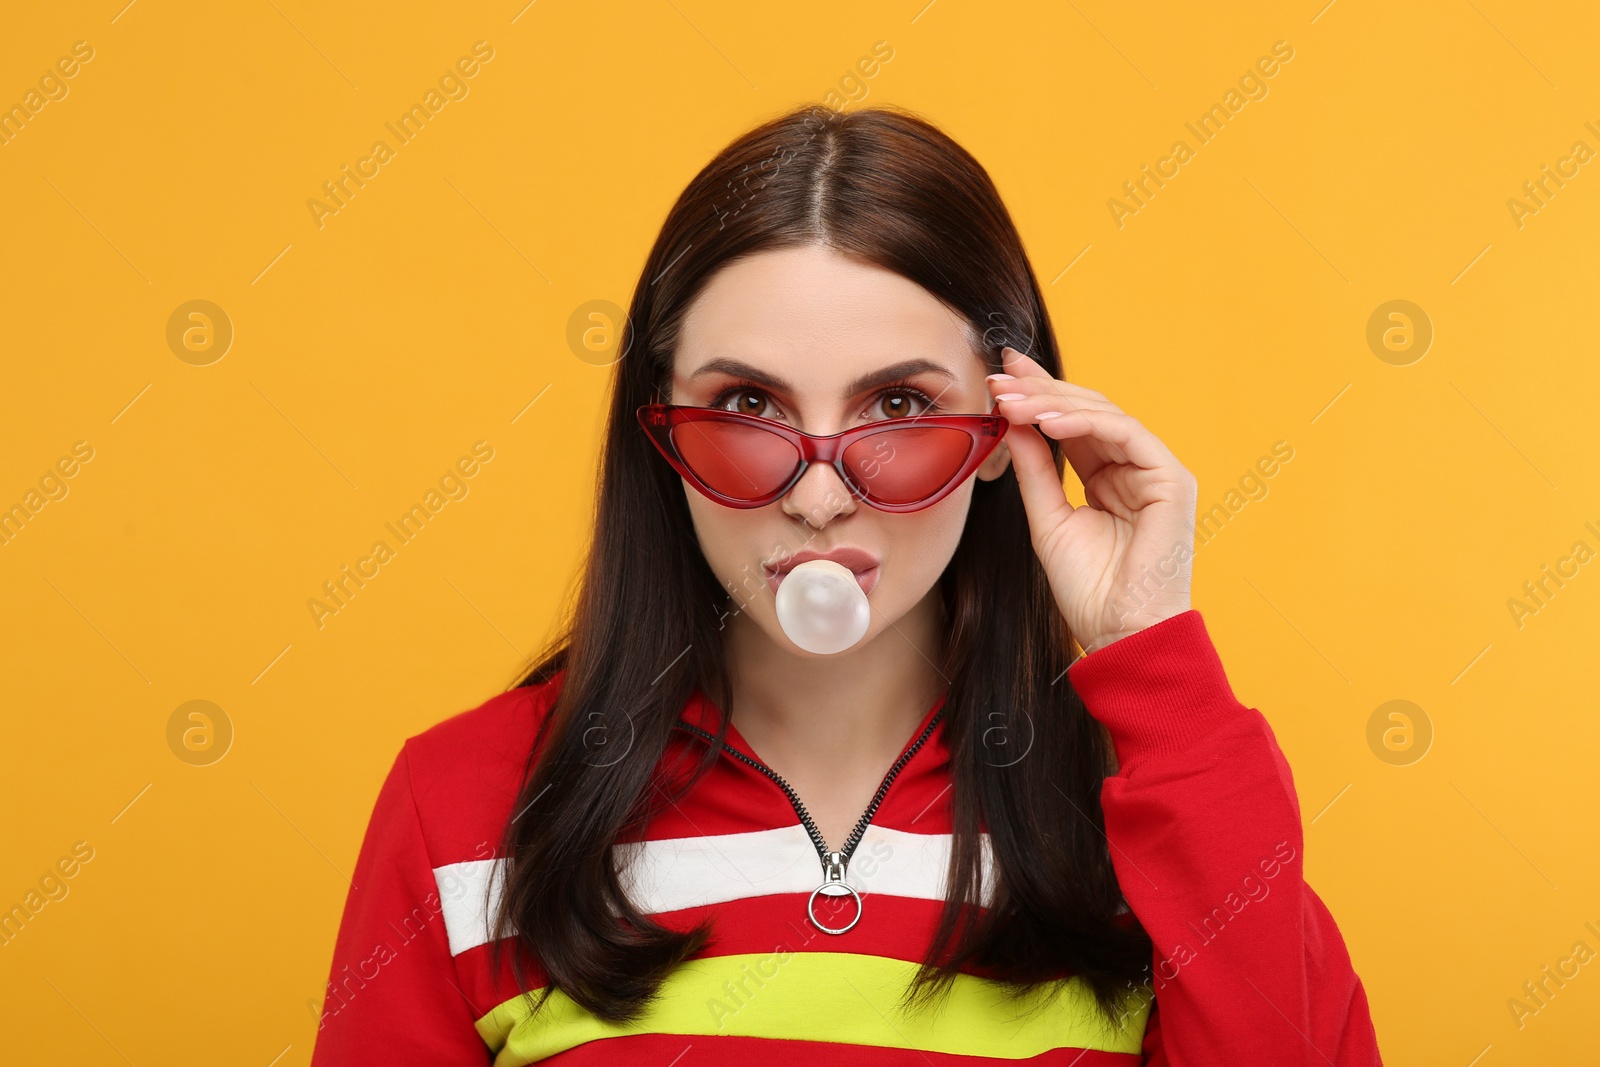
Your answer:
[1077,605,1191,656]
[1068,609,1243,766]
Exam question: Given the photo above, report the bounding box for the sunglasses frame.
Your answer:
[636,403,1009,513]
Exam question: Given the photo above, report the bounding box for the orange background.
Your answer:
[2,1,1597,1063]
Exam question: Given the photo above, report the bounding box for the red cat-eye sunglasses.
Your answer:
[636,404,1009,513]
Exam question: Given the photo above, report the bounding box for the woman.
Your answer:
[310,103,1382,1065]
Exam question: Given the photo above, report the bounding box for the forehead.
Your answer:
[671,246,980,388]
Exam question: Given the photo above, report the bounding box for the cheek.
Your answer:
[878,486,974,592]
[683,491,788,599]
[684,490,737,584]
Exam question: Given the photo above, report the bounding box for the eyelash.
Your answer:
[707,377,941,419]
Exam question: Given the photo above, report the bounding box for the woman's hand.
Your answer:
[987,346,1198,656]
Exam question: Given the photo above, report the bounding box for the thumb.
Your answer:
[1003,419,1074,542]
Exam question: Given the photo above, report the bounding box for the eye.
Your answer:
[875,386,936,420]
[709,384,779,418]
[705,380,941,422]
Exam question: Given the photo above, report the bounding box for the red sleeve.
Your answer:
[1068,610,1383,1065]
[308,742,491,1066]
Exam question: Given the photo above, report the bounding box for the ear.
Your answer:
[976,438,1011,481]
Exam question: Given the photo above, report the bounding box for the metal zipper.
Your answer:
[673,709,944,934]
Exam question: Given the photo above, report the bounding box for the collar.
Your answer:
[676,686,949,767]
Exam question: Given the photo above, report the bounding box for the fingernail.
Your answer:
[1036,411,1063,420]
[994,392,1027,401]
[985,373,1015,381]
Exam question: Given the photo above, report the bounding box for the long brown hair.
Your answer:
[489,102,1153,1027]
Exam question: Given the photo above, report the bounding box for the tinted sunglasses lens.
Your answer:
[841,426,975,505]
[672,419,800,501]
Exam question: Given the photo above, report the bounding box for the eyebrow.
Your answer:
[685,357,957,398]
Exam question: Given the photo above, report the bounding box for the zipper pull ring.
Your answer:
[808,849,862,935]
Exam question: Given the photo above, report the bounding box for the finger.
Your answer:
[1031,407,1184,489]
[989,388,1118,424]
[991,348,1186,516]
[997,346,1051,379]
[997,348,1113,405]
[1002,418,1076,540]
[989,378,1148,499]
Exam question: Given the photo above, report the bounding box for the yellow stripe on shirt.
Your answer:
[475,950,1152,1064]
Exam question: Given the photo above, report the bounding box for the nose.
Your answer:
[780,458,859,528]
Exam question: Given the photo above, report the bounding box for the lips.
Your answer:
[763,547,881,597]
